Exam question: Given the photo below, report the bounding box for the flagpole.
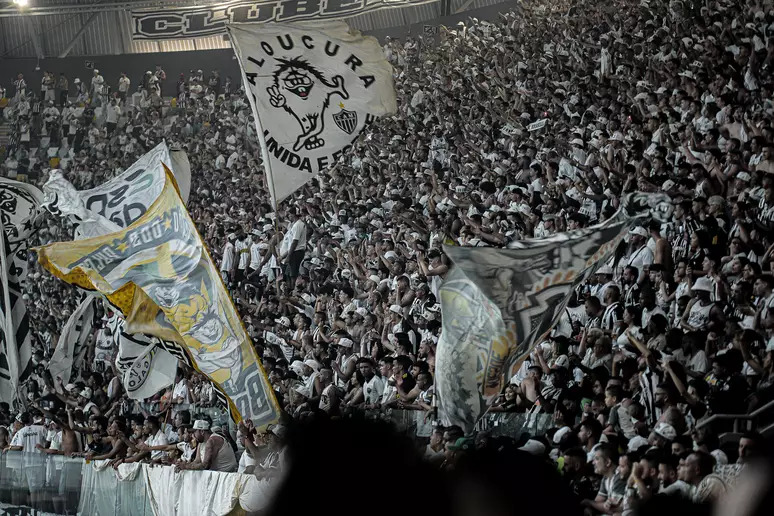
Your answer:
[0,215,20,409]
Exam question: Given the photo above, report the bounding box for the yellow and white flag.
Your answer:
[228,21,397,206]
[36,168,279,425]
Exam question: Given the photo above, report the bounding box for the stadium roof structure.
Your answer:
[0,0,508,58]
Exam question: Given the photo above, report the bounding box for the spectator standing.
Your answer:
[56,73,69,107]
[117,73,131,104]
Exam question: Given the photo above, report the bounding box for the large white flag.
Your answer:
[229,21,397,205]
[108,313,179,401]
[0,178,42,404]
[49,296,96,385]
[42,143,189,401]
[436,194,674,433]
[44,141,191,237]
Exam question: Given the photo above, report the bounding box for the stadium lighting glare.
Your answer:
[13,0,30,8]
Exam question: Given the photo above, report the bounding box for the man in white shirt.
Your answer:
[279,208,306,282]
[234,231,250,287]
[171,372,190,409]
[247,230,263,278]
[626,226,654,283]
[358,358,385,409]
[125,416,168,463]
[220,233,236,285]
[91,69,105,105]
[117,72,131,103]
[5,412,48,507]
[105,98,121,134]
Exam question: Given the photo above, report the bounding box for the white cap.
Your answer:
[303,359,321,372]
[692,277,713,292]
[192,420,210,430]
[553,355,570,369]
[553,426,572,444]
[275,316,291,328]
[338,337,354,348]
[270,424,287,438]
[289,360,305,376]
[570,138,584,147]
[518,439,546,456]
[609,131,624,142]
[79,388,92,400]
[597,265,613,275]
[737,172,752,182]
[356,307,368,317]
[711,449,729,465]
[389,304,403,315]
[629,226,648,238]
[654,422,677,441]
[627,435,649,452]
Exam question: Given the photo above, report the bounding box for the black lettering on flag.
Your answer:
[247,55,265,68]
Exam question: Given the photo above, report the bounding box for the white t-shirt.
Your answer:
[11,424,48,453]
[288,219,307,249]
[362,375,386,404]
[172,379,190,405]
[627,245,654,280]
[105,104,121,123]
[176,441,197,462]
[237,450,256,474]
[236,239,249,270]
[249,243,263,269]
[11,424,48,467]
[220,241,235,272]
[146,430,169,460]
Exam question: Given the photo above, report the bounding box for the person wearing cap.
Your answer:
[332,336,358,390]
[176,419,237,473]
[626,226,654,283]
[680,277,725,332]
[90,68,104,106]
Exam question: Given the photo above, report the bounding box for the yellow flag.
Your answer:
[36,167,279,426]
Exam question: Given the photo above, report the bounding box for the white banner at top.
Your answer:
[131,0,439,40]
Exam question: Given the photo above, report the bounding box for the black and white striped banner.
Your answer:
[0,179,43,405]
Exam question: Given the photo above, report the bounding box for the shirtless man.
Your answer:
[88,419,129,463]
[31,404,81,455]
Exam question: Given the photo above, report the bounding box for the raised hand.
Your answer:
[267,86,286,108]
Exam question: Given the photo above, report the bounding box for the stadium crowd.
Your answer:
[1,0,774,513]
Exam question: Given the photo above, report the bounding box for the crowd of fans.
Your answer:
[1,0,774,513]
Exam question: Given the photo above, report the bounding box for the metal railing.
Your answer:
[695,399,774,436]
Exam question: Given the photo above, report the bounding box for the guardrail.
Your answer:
[0,411,554,515]
[695,399,774,436]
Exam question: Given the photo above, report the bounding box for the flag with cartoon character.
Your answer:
[228,20,397,206]
[436,193,674,433]
[36,167,280,426]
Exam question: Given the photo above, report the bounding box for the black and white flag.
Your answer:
[49,296,97,385]
[0,178,42,404]
[229,21,397,206]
